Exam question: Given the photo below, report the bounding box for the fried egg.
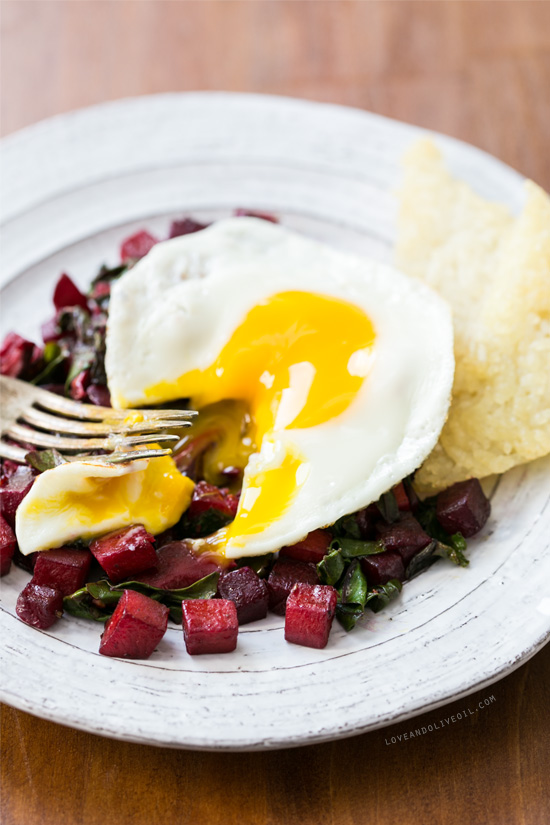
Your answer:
[105,218,454,559]
[16,456,194,555]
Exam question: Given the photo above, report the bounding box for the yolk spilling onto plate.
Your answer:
[145,291,375,552]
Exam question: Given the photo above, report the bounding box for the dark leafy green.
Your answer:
[364,579,403,613]
[435,538,469,568]
[63,573,220,624]
[180,507,234,539]
[317,548,345,586]
[405,536,468,579]
[331,514,361,539]
[91,263,128,286]
[236,554,274,578]
[63,584,118,622]
[25,448,69,473]
[335,560,368,631]
[376,490,400,524]
[335,604,365,632]
[330,538,386,559]
[405,540,439,579]
[30,342,65,385]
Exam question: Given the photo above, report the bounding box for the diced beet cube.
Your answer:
[53,273,89,312]
[0,513,16,576]
[436,479,491,538]
[99,590,169,659]
[135,541,226,589]
[12,545,37,573]
[360,551,405,585]
[234,209,278,223]
[183,481,240,537]
[280,529,332,564]
[120,230,158,262]
[85,383,111,407]
[182,599,238,654]
[218,566,269,624]
[0,332,35,378]
[0,466,36,528]
[1,459,20,480]
[69,369,91,400]
[392,482,411,511]
[355,504,379,540]
[267,559,319,616]
[90,525,157,584]
[188,481,239,520]
[376,514,431,565]
[16,582,63,629]
[284,583,337,649]
[32,547,92,596]
[168,218,209,238]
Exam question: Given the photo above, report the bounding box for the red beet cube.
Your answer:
[280,529,332,564]
[11,545,37,573]
[360,550,405,585]
[33,547,92,596]
[120,229,158,262]
[16,582,63,629]
[53,273,89,312]
[285,583,338,649]
[436,479,491,538]
[182,599,238,654]
[0,332,36,378]
[135,540,225,589]
[99,589,169,659]
[376,514,431,565]
[0,466,36,528]
[90,525,157,584]
[168,218,209,238]
[188,480,239,520]
[355,504,379,540]
[1,459,20,480]
[0,513,17,576]
[392,482,411,511]
[69,369,91,400]
[85,383,111,407]
[267,559,319,615]
[218,566,269,624]
[182,481,240,537]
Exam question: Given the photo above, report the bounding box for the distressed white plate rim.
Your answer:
[1,93,549,751]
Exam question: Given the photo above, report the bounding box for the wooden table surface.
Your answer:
[1,2,549,824]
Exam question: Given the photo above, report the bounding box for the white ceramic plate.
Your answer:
[1,93,549,751]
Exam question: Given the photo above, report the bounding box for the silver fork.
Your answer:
[0,375,197,464]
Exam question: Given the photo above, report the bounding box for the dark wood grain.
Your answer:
[2,644,550,825]
[1,2,549,824]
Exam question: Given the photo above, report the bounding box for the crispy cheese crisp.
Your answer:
[396,139,550,494]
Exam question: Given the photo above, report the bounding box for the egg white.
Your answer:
[15,457,193,556]
[106,218,454,558]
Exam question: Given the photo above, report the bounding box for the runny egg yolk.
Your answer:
[17,455,194,554]
[145,291,376,553]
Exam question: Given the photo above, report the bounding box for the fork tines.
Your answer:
[0,375,197,464]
